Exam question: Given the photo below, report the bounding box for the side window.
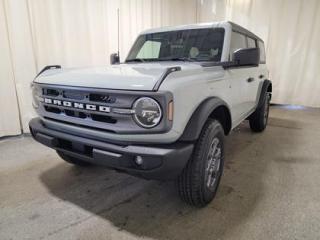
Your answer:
[247,37,256,48]
[229,31,247,60]
[136,40,161,59]
[258,41,266,63]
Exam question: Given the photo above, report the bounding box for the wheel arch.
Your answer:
[179,97,232,142]
[257,79,272,108]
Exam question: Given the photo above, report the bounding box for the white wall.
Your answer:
[1,0,320,137]
[197,0,320,108]
[0,0,197,137]
[0,1,21,137]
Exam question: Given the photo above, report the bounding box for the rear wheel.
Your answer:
[249,92,270,132]
[178,119,224,207]
[57,151,91,167]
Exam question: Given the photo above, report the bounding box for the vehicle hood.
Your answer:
[35,63,203,91]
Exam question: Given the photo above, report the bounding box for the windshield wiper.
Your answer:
[159,57,196,62]
[125,58,145,63]
[126,57,197,63]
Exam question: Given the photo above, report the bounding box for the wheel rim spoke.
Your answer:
[263,95,270,125]
[206,137,222,189]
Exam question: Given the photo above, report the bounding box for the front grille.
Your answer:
[43,88,59,97]
[63,90,86,100]
[35,84,172,134]
[91,114,117,124]
[45,106,61,114]
[64,109,87,119]
[44,106,117,123]
[44,117,117,133]
[41,87,118,124]
[89,93,116,103]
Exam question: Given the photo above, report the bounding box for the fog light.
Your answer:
[135,156,143,165]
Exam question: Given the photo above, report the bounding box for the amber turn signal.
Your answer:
[168,101,173,121]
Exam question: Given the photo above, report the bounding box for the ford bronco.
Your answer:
[29,21,272,207]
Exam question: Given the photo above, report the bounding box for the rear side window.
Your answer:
[247,37,256,48]
[258,41,266,63]
[229,32,247,60]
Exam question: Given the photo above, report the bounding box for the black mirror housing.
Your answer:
[110,53,120,65]
[233,48,260,67]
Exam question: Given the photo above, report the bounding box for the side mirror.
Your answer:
[233,48,260,67]
[110,53,120,65]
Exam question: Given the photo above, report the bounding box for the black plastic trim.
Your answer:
[29,117,193,180]
[179,97,232,141]
[233,47,260,67]
[201,61,234,68]
[36,65,61,78]
[257,79,272,109]
[201,47,260,69]
[152,66,181,91]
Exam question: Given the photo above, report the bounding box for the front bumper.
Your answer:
[29,118,193,180]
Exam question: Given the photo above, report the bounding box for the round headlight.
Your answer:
[31,83,42,109]
[133,97,162,128]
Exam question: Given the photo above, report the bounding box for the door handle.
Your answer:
[247,77,255,83]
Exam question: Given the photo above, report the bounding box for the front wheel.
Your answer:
[177,119,224,207]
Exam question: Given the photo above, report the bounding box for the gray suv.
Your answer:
[29,21,272,206]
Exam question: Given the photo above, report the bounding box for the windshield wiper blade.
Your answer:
[159,57,196,62]
[126,57,196,62]
[126,58,145,63]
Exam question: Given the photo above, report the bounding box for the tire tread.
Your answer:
[178,119,224,207]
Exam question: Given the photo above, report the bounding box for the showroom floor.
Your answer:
[1,105,319,240]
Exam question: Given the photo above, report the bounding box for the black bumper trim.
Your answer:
[29,118,193,180]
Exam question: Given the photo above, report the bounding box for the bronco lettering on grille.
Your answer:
[43,98,111,113]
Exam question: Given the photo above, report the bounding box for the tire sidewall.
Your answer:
[249,91,270,132]
[260,92,270,128]
[197,120,225,203]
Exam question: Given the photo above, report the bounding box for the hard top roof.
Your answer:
[141,21,263,42]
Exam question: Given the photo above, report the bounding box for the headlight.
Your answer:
[31,83,43,109]
[133,97,162,128]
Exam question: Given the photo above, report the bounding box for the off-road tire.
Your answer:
[178,119,224,207]
[249,92,270,132]
[57,151,91,167]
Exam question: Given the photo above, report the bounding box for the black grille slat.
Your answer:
[45,106,61,114]
[91,114,117,124]
[89,93,116,103]
[63,91,86,100]
[43,117,116,133]
[44,104,117,124]
[43,88,60,97]
[64,110,87,119]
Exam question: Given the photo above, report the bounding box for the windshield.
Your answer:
[126,28,225,62]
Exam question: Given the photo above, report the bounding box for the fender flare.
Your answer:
[179,97,232,142]
[257,79,272,108]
